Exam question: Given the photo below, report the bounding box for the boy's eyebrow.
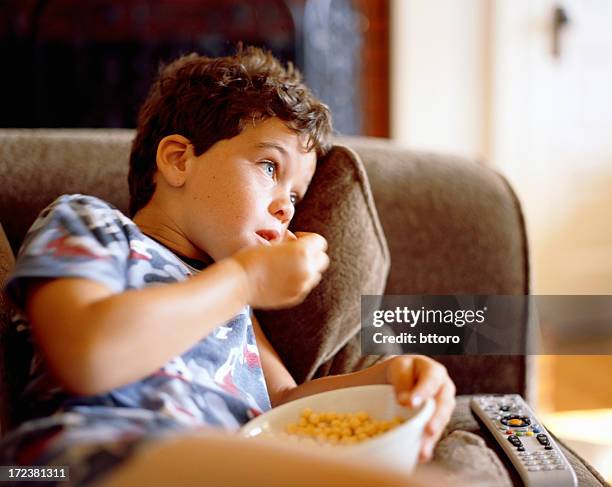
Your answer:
[255,142,289,158]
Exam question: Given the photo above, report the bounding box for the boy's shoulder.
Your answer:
[31,194,200,274]
[17,193,141,262]
[7,193,191,307]
[45,193,129,219]
[30,193,135,233]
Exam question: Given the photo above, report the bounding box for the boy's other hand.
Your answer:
[383,356,456,463]
[231,231,329,309]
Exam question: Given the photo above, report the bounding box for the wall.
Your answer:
[390,0,490,162]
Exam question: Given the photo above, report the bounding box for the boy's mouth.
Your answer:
[255,229,280,244]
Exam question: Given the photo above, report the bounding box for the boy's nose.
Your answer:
[270,197,295,224]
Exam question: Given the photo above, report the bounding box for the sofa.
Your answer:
[0,129,607,486]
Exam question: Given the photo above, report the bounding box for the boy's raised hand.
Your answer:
[231,231,329,309]
[284,229,298,241]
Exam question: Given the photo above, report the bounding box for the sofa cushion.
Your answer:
[255,145,391,383]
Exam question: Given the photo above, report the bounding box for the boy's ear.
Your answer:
[155,134,194,187]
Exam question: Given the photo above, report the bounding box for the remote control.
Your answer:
[471,394,577,487]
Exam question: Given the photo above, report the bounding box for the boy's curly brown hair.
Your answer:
[128,45,333,217]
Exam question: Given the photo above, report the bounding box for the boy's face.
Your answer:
[174,117,317,261]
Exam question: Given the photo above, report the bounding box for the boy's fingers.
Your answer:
[284,230,298,241]
[295,232,327,252]
[419,440,435,463]
[409,358,447,407]
[386,357,417,406]
[419,382,455,463]
[316,252,330,273]
[425,381,456,436]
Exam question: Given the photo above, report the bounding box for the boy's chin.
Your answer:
[236,232,272,250]
[216,237,265,259]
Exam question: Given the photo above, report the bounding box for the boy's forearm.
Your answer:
[77,258,250,394]
[276,361,389,407]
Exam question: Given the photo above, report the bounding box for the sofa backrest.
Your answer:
[0,130,133,255]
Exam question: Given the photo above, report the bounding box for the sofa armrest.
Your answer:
[337,136,532,399]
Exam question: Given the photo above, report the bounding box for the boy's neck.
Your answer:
[145,233,213,271]
[133,206,214,270]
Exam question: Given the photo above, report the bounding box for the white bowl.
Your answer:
[239,384,435,474]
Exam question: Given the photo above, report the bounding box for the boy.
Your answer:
[0,46,455,485]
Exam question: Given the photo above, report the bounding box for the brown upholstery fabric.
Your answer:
[338,137,531,398]
[256,145,391,383]
[0,130,133,254]
[339,137,528,295]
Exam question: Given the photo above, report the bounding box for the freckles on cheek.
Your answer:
[192,195,212,202]
[229,201,251,224]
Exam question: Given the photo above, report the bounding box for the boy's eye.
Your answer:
[260,160,300,205]
[262,160,276,178]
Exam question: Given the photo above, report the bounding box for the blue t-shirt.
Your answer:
[3,194,271,438]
